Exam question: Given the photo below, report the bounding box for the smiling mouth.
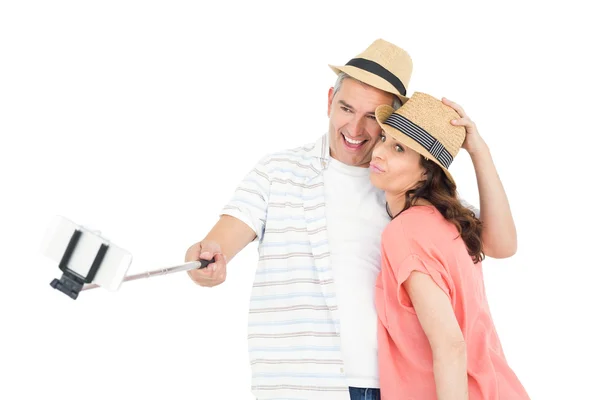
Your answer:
[341,133,367,149]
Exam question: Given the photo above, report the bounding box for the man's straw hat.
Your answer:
[329,38,413,104]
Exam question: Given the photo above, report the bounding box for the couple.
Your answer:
[185,39,529,399]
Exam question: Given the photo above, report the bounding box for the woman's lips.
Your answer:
[369,163,384,173]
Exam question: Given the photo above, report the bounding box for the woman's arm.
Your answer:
[404,270,468,400]
[443,97,517,259]
[468,142,517,258]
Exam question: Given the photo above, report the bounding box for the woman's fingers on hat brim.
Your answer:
[451,117,474,128]
[442,97,466,118]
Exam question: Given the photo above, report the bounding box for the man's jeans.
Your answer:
[349,387,380,400]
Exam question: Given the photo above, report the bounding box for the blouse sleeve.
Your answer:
[381,215,453,311]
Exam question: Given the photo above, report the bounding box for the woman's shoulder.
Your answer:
[383,206,461,253]
[381,206,454,267]
[384,206,445,238]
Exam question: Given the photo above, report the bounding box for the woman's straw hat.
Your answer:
[375,92,466,184]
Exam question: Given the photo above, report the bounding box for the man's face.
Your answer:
[327,78,396,168]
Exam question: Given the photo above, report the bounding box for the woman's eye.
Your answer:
[395,144,404,152]
[379,133,386,142]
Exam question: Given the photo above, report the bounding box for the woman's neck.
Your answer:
[386,192,432,218]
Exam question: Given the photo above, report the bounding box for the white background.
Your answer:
[1,1,598,399]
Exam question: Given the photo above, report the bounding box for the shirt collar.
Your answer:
[307,133,331,170]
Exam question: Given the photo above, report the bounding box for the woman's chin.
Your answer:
[369,174,386,190]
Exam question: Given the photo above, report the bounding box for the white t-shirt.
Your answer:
[323,157,390,389]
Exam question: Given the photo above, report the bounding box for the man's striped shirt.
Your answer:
[221,134,351,399]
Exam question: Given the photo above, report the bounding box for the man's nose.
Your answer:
[347,115,366,137]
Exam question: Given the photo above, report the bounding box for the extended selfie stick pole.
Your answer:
[45,216,217,299]
[80,258,215,291]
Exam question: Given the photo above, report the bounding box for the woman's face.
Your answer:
[369,131,426,196]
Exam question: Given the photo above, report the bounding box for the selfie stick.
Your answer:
[45,215,215,299]
[80,259,214,291]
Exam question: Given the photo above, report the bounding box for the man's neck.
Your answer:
[329,152,370,169]
[328,156,371,177]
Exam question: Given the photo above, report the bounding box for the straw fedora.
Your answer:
[329,38,413,104]
[375,92,466,184]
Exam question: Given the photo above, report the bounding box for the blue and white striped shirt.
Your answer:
[221,134,352,399]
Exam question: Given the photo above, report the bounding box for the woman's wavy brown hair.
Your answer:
[399,157,485,264]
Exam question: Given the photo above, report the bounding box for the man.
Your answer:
[185,39,517,400]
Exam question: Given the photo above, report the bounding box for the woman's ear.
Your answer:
[419,163,428,182]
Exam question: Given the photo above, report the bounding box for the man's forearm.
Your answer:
[200,215,257,262]
[185,215,257,286]
[470,143,517,258]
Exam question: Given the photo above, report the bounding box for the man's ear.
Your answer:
[327,87,335,117]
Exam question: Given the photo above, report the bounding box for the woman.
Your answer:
[369,93,529,399]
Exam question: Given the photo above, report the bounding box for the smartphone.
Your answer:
[41,215,133,294]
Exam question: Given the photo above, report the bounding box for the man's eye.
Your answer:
[395,144,404,152]
[367,115,376,120]
[341,106,351,113]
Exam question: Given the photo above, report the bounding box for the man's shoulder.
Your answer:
[258,135,326,169]
[266,143,316,160]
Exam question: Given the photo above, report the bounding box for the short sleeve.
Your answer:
[220,155,271,242]
[382,215,453,311]
[395,255,451,311]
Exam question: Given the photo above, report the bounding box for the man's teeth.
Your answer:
[344,135,363,145]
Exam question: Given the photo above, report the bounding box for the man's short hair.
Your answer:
[332,72,402,110]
